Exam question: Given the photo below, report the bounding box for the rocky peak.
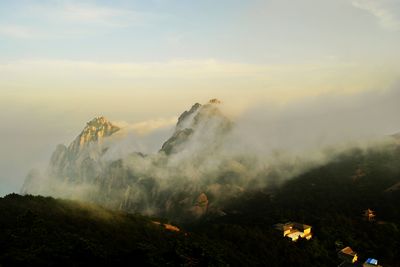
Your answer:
[175,99,223,131]
[84,116,117,131]
[69,116,120,155]
[176,103,202,131]
[192,102,225,127]
[44,116,119,185]
[160,100,231,155]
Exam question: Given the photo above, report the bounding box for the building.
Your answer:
[274,222,312,241]
[337,247,383,267]
[363,209,376,222]
[152,221,180,232]
[338,247,358,264]
[363,258,382,267]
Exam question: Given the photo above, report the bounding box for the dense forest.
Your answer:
[1,144,400,266]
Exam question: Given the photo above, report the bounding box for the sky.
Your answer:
[1,0,400,196]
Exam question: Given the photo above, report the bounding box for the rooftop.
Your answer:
[340,247,357,256]
[274,222,311,231]
[365,258,378,266]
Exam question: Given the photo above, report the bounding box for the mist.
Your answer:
[19,84,400,218]
[228,84,400,155]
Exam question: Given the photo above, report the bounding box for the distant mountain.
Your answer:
[68,116,120,155]
[21,99,400,224]
[50,116,120,183]
[21,117,121,196]
[21,99,235,220]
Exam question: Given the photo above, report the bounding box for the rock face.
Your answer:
[22,117,121,196]
[160,128,194,155]
[160,99,232,155]
[48,116,120,184]
[22,100,237,221]
[176,103,201,131]
[68,116,120,156]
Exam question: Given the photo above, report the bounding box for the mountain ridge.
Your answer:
[21,99,400,223]
[21,99,233,220]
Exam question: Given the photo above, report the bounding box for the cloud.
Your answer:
[0,59,398,101]
[116,117,178,135]
[26,86,400,213]
[229,85,400,156]
[98,117,178,160]
[33,2,161,27]
[352,0,400,31]
[165,32,185,46]
[0,1,165,39]
[61,3,131,23]
[0,25,36,39]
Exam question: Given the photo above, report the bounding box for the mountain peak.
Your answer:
[161,99,231,155]
[85,114,115,126]
[81,116,119,140]
[86,116,110,127]
[175,99,222,130]
[176,103,202,130]
[68,116,120,155]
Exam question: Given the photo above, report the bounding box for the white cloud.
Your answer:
[62,3,128,22]
[352,0,400,31]
[0,58,398,100]
[0,25,36,39]
[0,2,165,39]
[165,32,185,46]
[116,117,178,135]
[27,2,164,28]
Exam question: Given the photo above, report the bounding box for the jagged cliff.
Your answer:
[22,100,239,221]
[161,99,232,155]
[68,116,120,156]
[21,117,120,195]
[48,116,120,184]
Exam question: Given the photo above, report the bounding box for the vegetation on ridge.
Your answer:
[2,144,400,266]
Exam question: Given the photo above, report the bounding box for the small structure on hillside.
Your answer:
[363,258,382,267]
[363,209,376,222]
[338,246,358,264]
[274,222,312,242]
[152,221,180,232]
